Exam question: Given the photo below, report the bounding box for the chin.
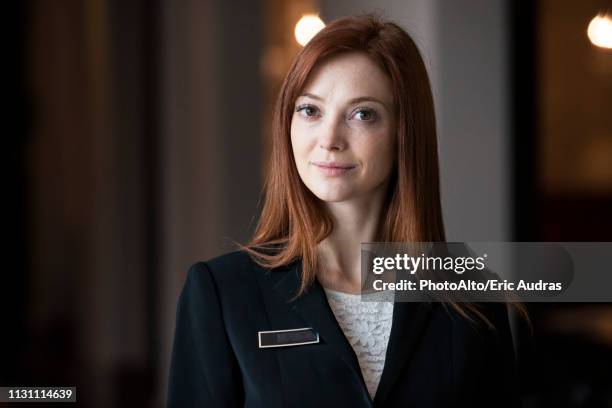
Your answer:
[310,188,354,203]
[315,195,351,203]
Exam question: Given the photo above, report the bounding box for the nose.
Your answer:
[318,118,346,151]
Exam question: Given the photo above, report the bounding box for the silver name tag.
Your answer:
[258,327,320,348]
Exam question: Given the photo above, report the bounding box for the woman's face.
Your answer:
[290,51,396,203]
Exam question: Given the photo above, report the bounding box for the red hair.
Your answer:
[237,14,528,328]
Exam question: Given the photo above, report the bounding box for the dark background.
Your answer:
[5,0,612,406]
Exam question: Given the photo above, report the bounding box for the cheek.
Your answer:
[290,129,311,173]
[358,131,395,176]
[291,122,316,162]
[290,122,303,157]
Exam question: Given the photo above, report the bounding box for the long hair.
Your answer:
[237,14,528,328]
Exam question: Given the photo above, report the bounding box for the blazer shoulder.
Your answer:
[202,249,255,271]
[187,249,268,289]
[448,302,513,333]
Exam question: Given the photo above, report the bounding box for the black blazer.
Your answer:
[167,250,520,407]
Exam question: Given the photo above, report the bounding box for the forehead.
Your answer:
[300,52,393,104]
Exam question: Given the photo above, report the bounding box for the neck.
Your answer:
[316,182,388,293]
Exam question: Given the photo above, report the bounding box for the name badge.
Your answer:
[258,327,320,348]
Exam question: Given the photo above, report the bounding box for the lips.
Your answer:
[311,161,357,177]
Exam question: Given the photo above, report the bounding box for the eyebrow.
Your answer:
[299,92,390,110]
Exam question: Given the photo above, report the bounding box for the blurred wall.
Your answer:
[25,0,154,405]
[158,0,264,404]
[540,0,612,195]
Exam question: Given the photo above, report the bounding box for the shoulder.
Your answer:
[442,303,517,371]
[450,302,519,406]
[188,250,256,276]
[183,250,274,301]
[188,248,261,273]
[184,249,246,279]
[445,302,513,336]
[184,249,256,282]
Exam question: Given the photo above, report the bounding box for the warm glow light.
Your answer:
[587,12,612,49]
[294,15,325,46]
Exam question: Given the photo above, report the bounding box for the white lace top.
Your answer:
[323,288,395,399]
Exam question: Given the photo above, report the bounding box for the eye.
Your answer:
[352,108,377,122]
[296,104,320,119]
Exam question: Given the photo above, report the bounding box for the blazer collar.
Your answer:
[270,258,434,406]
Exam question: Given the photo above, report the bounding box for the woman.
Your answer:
[168,14,522,407]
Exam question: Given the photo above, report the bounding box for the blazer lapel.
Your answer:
[373,287,434,406]
[267,258,435,406]
[270,259,371,401]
